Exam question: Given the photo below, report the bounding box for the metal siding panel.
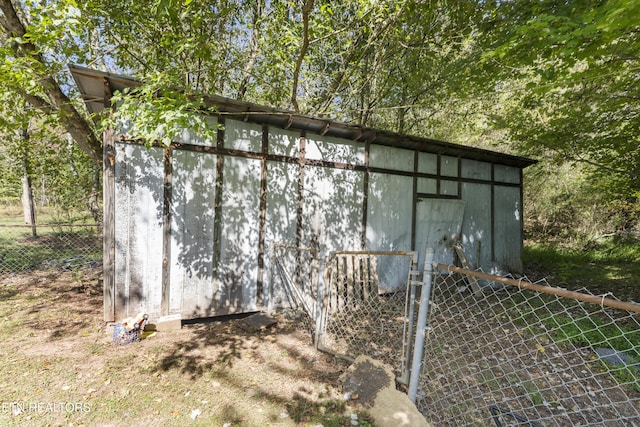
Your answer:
[369,145,414,171]
[366,173,413,251]
[114,144,164,319]
[417,178,437,194]
[418,152,438,174]
[494,164,521,184]
[174,117,218,147]
[461,159,491,180]
[268,127,300,157]
[415,199,465,269]
[305,135,365,165]
[218,156,262,314]
[224,119,262,152]
[265,160,299,308]
[302,166,364,253]
[494,186,523,272]
[170,150,217,318]
[440,156,459,177]
[366,173,414,290]
[460,182,492,270]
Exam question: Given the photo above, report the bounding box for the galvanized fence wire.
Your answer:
[315,251,420,379]
[0,223,102,276]
[417,265,640,427]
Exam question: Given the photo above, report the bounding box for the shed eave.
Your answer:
[69,64,537,169]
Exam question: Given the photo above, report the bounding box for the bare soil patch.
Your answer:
[0,267,370,426]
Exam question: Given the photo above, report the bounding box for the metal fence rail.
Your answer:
[0,223,102,275]
[417,265,640,426]
[315,251,420,380]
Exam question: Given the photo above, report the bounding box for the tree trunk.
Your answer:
[21,174,36,237]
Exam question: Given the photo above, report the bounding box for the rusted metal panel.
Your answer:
[114,143,164,320]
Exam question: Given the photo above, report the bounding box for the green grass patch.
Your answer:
[524,238,640,301]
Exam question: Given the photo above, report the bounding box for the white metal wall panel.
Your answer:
[224,119,262,152]
[169,150,217,317]
[461,159,491,180]
[174,117,218,147]
[494,185,524,272]
[440,180,459,196]
[494,164,521,184]
[415,199,465,270]
[114,144,164,319]
[440,156,459,177]
[366,173,414,291]
[305,135,365,165]
[418,152,438,174]
[265,160,300,308]
[268,127,300,157]
[366,173,413,251]
[369,145,414,171]
[301,165,364,253]
[217,156,262,314]
[418,178,438,194]
[460,182,492,269]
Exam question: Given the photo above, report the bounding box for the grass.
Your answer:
[523,238,640,301]
[0,207,101,272]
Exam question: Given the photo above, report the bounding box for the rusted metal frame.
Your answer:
[294,131,307,292]
[256,124,269,308]
[519,167,525,268]
[160,146,173,316]
[361,139,370,250]
[457,155,462,198]
[211,117,225,288]
[436,154,441,195]
[411,151,419,251]
[490,164,495,262]
[102,129,116,322]
[438,264,640,314]
[415,193,460,200]
[122,137,521,189]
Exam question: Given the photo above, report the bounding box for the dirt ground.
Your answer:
[0,266,372,427]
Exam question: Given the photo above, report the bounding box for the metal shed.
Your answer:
[70,65,537,323]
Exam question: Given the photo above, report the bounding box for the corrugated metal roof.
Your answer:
[69,64,537,168]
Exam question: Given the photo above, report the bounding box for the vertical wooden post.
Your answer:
[103,129,116,322]
[160,146,173,316]
[256,124,269,308]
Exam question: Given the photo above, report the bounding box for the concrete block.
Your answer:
[156,314,182,331]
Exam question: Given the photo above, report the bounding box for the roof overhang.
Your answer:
[69,64,537,169]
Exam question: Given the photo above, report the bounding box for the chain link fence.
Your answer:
[417,264,640,426]
[315,251,420,380]
[0,222,102,276]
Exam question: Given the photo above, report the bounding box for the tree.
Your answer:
[0,0,101,162]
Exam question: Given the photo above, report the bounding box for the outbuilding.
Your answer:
[70,65,536,323]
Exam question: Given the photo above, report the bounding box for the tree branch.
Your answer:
[0,0,101,163]
[291,0,314,113]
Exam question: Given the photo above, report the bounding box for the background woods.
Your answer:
[0,0,638,244]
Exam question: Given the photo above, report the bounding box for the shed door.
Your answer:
[415,199,465,269]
